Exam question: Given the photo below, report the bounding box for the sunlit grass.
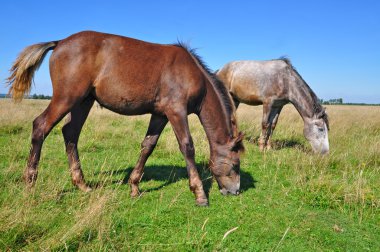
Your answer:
[0,99,379,250]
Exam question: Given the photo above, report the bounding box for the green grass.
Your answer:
[0,99,379,251]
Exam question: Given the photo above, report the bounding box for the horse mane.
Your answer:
[174,42,234,116]
[279,57,329,129]
[173,42,244,150]
[173,42,235,128]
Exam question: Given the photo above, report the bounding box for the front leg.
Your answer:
[259,103,272,151]
[259,103,283,151]
[266,106,283,150]
[129,115,168,197]
[166,110,208,206]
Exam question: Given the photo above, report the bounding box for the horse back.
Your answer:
[218,60,291,105]
[49,31,205,115]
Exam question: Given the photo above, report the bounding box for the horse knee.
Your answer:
[141,135,158,153]
[31,117,46,145]
[262,121,270,130]
[180,140,195,158]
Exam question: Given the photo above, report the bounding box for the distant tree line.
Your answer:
[318,98,379,106]
[0,93,52,99]
[319,98,343,105]
[30,93,52,100]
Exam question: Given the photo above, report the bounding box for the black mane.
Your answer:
[174,42,234,121]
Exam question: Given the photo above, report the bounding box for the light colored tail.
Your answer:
[6,41,58,101]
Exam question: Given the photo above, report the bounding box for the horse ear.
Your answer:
[317,107,327,119]
[230,132,245,152]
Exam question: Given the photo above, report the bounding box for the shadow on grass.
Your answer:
[245,135,308,151]
[93,162,256,197]
[271,139,308,151]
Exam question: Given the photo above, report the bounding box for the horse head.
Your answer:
[211,131,244,195]
[303,107,330,155]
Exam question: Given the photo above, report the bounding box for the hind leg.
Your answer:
[129,114,168,197]
[24,97,75,186]
[62,96,95,192]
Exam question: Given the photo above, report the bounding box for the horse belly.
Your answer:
[92,83,156,115]
[231,79,263,105]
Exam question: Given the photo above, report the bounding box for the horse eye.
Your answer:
[318,127,324,132]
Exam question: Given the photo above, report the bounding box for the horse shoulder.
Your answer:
[156,46,206,111]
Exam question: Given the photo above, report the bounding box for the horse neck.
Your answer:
[288,73,318,121]
[198,80,234,154]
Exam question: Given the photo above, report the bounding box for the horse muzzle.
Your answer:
[220,187,240,196]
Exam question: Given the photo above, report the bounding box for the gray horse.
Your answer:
[217,58,329,155]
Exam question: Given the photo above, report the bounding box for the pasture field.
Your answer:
[0,99,379,251]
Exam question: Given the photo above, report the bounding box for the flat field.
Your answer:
[0,99,379,251]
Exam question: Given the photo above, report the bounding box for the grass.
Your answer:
[0,99,379,251]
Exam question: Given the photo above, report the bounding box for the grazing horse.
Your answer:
[7,31,244,206]
[217,58,329,155]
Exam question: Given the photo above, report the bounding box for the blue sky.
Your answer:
[1,0,379,103]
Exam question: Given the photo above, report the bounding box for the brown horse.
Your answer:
[7,31,244,206]
[217,58,329,155]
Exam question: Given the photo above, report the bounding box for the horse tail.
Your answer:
[6,41,59,102]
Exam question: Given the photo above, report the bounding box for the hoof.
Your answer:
[130,184,141,198]
[130,190,141,198]
[24,179,36,188]
[259,144,271,152]
[77,183,92,192]
[24,171,37,186]
[259,144,265,152]
[196,198,209,207]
